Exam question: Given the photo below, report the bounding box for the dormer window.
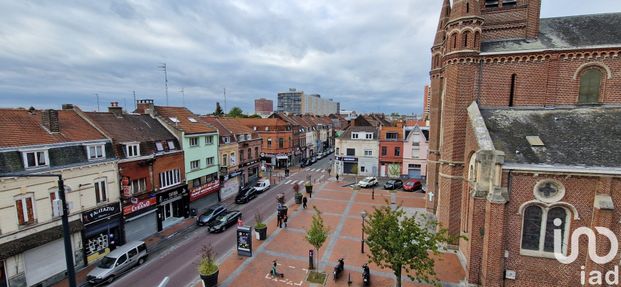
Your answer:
[365,133,373,139]
[156,142,164,152]
[22,149,49,169]
[86,144,106,161]
[223,137,230,144]
[352,133,359,139]
[125,143,140,157]
[246,134,251,140]
[167,140,176,150]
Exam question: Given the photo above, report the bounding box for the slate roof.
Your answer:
[480,107,621,167]
[0,108,106,148]
[340,125,378,140]
[154,106,216,134]
[85,112,176,143]
[481,13,621,53]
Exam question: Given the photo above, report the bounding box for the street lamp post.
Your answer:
[3,174,76,287]
[360,210,367,253]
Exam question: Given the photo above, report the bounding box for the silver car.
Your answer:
[87,241,148,284]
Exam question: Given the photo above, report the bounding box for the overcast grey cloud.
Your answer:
[1,1,620,115]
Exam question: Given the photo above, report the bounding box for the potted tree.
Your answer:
[254,212,268,240]
[293,182,303,204]
[198,244,219,287]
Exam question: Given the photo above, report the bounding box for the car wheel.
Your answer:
[138,257,146,265]
[106,275,115,284]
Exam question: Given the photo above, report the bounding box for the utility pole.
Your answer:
[179,88,185,107]
[95,93,100,112]
[158,63,169,105]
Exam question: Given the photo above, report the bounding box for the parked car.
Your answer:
[235,186,257,204]
[402,179,423,192]
[254,179,271,194]
[357,177,378,188]
[383,179,403,190]
[87,241,148,284]
[208,210,243,233]
[196,204,227,226]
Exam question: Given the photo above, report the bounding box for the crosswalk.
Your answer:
[304,168,326,172]
[282,179,308,185]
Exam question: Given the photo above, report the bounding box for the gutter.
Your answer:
[502,163,621,175]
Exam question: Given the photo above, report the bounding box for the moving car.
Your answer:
[357,177,378,188]
[235,186,257,204]
[208,210,243,233]
[196,204,227,226]
[87,241,148,284]
[383,179,403,190]
[254,179,271,194]
[402,179,423,192]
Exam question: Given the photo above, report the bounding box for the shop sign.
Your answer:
[341,156,357,162]
[190,180,220,201]
[123,197,157,215]
[241,159,259,167]
[82,202,121,224]
[159,187,187,203]
[121,176,131,198]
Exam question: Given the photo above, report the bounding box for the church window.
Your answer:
[509,74,516,106]
[578,68,602,104]
[466,2,470,13]
[521,205,569,254]
[463,31,470,48]
[474,31,480,49]
[451,33,457,50]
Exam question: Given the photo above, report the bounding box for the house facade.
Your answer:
[402,125,429,179]
[237,118,293,170]
[0,107,119,287]
[334,125,379,177]
[378,123,404,178]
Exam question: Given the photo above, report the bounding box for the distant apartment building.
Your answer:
[254,98,273,116]
[277,89,338,116]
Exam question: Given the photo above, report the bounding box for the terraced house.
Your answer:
[0,106,119,287]
[136,100,220,215]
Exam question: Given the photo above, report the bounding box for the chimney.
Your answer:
[136,99,154,114]
[41,109,60,133]
[108,101,123,117]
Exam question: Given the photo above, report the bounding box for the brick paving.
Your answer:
[206,178,466,287]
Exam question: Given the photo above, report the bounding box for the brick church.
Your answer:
[426,0,621,286]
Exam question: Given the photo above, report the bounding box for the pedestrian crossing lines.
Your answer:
[282,179,306,185]
[303,168,325,172]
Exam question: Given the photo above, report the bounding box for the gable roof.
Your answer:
[340,125,378,140]
[482,12,621,54]
[0,108,106,148]
[154,106,217,134]
[85,112,176,143]
[480,106,621,167]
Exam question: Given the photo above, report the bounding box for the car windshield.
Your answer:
[98,256,116,269]
[218,215,228,223]
[405,182,413,186]
[202,208,215,216]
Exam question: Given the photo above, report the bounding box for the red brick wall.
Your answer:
[119,161,152,192]
[152,151,186,189]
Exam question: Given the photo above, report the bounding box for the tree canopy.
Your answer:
[214,102,224,116]
[228,106,244,118]
[364,205,458,287]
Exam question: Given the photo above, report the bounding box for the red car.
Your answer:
[402,179,423,192]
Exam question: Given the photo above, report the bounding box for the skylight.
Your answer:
[169,117,180,123]
[188,117,197,123]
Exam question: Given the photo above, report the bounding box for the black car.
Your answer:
[383,179,403,190]
[208,210,242,233]
[235,186,257,204]
[196,204,227,226]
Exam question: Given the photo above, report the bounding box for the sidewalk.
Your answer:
[201,178,466,287]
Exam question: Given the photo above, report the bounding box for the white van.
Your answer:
[87,241,148,284]
[254,179,271,194]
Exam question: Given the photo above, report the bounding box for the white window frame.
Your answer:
[125,143,140,158]
[206,157,214,166]
[21,149,49,169]
[222,154,228,166]
[94,178,108,204]
[352,133,359,139]
[159,169,181,189]
[130,178,147,194]
[364,150,372,156]
[189,137,199,147]
[190,160,200,170]
[15,193,36,225]
[205,136,214,145]
[86,144,106,160]
[223,137,230,144]
[365,133,373,139]
[520,205,571,258]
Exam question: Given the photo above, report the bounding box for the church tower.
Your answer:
[426,0,483,237]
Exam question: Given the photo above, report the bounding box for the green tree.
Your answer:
[364,205,458,287]
[214,102,224,116]
[305,206,329,271]
[228,106,244,118]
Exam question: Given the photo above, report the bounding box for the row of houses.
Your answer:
[0,99,339,287]
[334,114,429,179]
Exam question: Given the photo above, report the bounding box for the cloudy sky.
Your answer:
[1,1,620,115]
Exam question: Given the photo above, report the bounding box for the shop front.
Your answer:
[81,202,123,265]
[157,185,190,230]
[123,196,158,242]
[340,156,358,174]
[276,154,289,168]
[189,179,220,213]
[241,159,260,187]
[220,171,240,201]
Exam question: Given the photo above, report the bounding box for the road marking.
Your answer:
[288,265,296,269]
[304,168,310,171]
[318,175,325,181]
[299,180,306,185]
[284,180,292,184]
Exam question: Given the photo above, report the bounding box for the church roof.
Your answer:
[481,12,621,53]
[480,106,621,168]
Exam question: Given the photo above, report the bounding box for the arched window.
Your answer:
[463,31,471,48]
[474,31,481,49]
[578,68,602,104]
[451,33,457,50]
[509,74,516,106]
[466,2,470,13]
[521,205,569,254]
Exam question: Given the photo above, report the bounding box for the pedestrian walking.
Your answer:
[277,214,282,228]
[336,174,340,182]
[302,196,308,209]
[283,215,288,228]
